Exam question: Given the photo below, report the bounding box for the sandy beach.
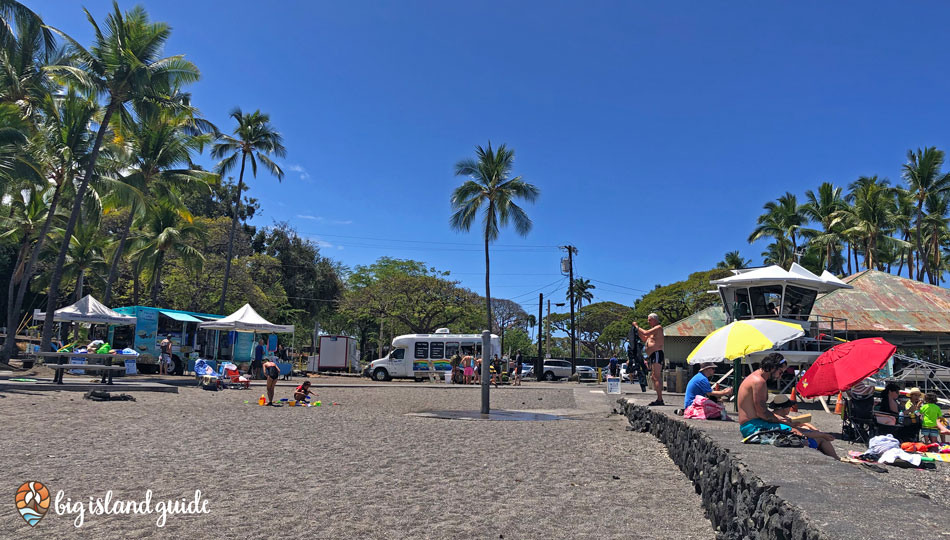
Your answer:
[2,382,714,539]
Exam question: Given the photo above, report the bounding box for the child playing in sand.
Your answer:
[294,381,315,403]
[919,392,942,444]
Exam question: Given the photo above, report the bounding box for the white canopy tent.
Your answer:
[197,304,294,333]
[33,295,137,325]
[197,304,295,361]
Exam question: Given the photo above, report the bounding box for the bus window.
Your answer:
[414,342,429,359]
[445,342,459,358]
[460,343,475,356]
[391,348,405,360]
[430,342,445,359]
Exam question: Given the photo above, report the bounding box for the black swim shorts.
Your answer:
[266,366,279,379]
[649,350,665,367]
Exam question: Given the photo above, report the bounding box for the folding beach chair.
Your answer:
[193,359,220,389]
[222,362,250,389]
[842,393,876,445]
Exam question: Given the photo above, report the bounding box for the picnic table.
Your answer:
[30,351,139,385]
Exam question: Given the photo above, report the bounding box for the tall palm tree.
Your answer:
[568,278,594,313]
[1,184,48,338]
[0,91,96,363]
[716,250,751,270]
[761,238,792,267]
[748,192,808,259]
[892,187,916,278]
[0,1,55,56]
[211,108,285,313]
[450,142,540,330]
[130,203,206,305]
[61,220,108,302]
[39,2,199,351]
[902,147,950,281]
[922,193,950,284]
[835,176,897,271]
[101,105,214,305]
[803,182,848,271]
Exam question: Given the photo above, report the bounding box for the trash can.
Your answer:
[444,371,452,383]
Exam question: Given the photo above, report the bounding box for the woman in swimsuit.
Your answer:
[263,359,280,405]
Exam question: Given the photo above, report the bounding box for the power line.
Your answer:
[588,278,648,293]
[294,230,559,249]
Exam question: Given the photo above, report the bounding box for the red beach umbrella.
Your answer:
[795,337,896,399]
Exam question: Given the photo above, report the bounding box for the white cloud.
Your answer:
[297,214,320,220]
[288,164,311,181]
[331,219,353,225]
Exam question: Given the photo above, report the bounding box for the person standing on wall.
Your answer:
[634,313,665,406]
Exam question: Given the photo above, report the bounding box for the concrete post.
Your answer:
[481,330,491,414]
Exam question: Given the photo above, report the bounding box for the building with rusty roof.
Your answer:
[663,269,950,363]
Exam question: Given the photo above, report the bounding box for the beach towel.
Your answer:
[683,396,729,420]
[869,434,900,455]
[923,452,950,462]
[194,359,214,376]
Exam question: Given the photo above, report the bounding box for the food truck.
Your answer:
[109,306,240,374]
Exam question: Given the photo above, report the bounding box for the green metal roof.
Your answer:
[665,305,727,337]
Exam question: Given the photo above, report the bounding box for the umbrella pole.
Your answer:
[733,357,741,413]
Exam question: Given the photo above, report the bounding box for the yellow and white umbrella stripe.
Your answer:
[687,319,804,364]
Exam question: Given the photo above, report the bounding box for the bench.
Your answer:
[44,363,127,385]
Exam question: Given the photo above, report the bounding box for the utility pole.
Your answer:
[561,245,577,375]
[537,293,543,382]
[545,300,551,357]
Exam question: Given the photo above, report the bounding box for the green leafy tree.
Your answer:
[450,142,539,331]
[633,269,732,324]
[41,2,200,351]
[748,192,808,265]
[716,251,751,270]
[902,147,950,281]
[834,176,899,272]
[803,182,848,271]
[567,277,594,313]
[211,108,285,313]
[130,203,207,305]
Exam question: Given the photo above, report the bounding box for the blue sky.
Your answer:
[40,1,950,318]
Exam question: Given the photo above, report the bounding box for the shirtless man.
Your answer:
[634,313,665,406]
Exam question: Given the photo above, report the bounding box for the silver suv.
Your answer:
[541,360,573,381]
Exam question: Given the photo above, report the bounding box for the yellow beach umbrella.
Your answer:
[687,319,804,364]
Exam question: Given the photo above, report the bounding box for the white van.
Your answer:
[367,328,500,381]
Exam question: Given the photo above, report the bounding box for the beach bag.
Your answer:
[683,396,727,420]
[742,429,806,447]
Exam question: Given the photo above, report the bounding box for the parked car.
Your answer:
[540,360,572,381]
[576,365,596,380]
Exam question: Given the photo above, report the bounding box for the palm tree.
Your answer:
[892,187,915,278]
[761,238,792,267]
[211,108,285,313]
[748,192,808,259]
[130,203,206,305]
[39,2,200,351]
[568,278,594,313]
[902,147,950,281]
[61,220,109,302]
[803,182,848,271]
[0,91,96,363]
[922,193,950,284]
[0,1,55,55]
[835,176,897,271]
[1,184,49,339]
[101,105,214,305]
[716,250,751,270]
[450,142,540,330]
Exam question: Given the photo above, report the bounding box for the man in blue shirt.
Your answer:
[608,356,618,378]
[684,362,733,409]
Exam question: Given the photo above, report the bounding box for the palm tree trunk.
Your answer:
[103,208,135,306]
[3,242,29,353]
[484,232,492,332]
[74,270,84,302]
[1,183,63,362]
[218,153,247,314]
[40,100,117,352]
[151,251,165,305]
[915,202,924,281]
[846,242,852,275]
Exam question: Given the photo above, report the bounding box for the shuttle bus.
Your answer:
[367,328,500,381]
